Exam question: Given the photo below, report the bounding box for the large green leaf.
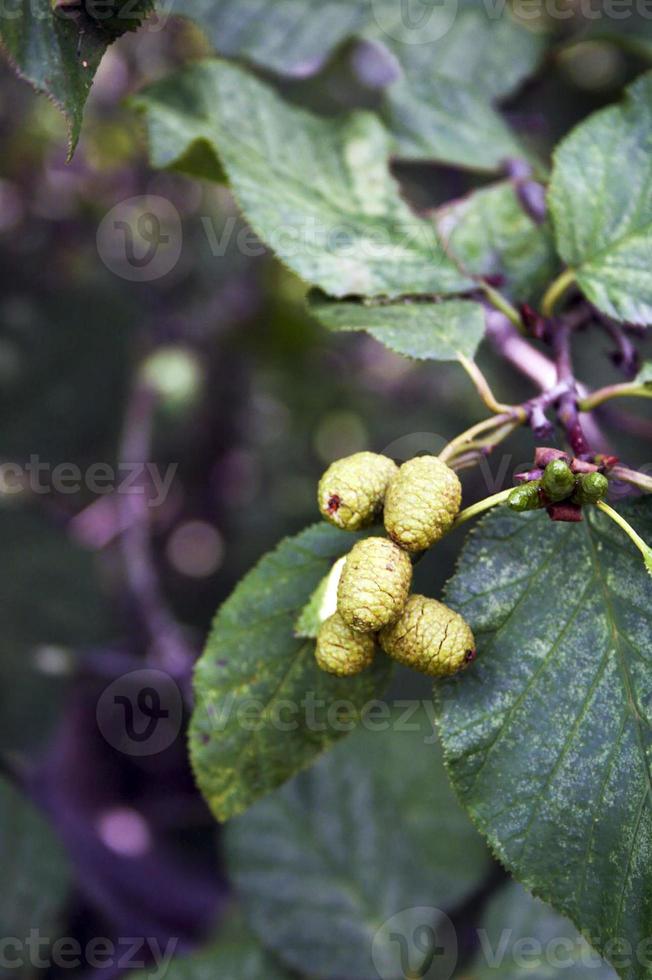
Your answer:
[0,508,110,755]
[189,524,392,823]
[435,500,652,980]
[173,1,543,171]
[1,777,70,965]
[467,882,616,979]
[385,7,543,103]
[549,72,652,324]
[436,182,559,304]
[174,0,542,97]
[0,0,153,153]
[171,0,367,76]
[382,74,525,172]
[134,59,473,298]
[225,706,492,979]
[308,292,484,360]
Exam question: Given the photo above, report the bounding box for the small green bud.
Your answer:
[508,481,542,513]
[379,595,476,678]
[573,472,609,505]
[337,537,412,633]
[318,452,398,531]
[541,459,575,502]
[383,456,462,553]
[315,613,375,676]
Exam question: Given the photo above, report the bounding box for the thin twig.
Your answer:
[552,318,590,455]
[610,465,652,494]
[440,413,521,464]
[542,268,576,318]
[481,283,525,333]
[457,353,522,415]
[117,380,195,682]
[450,488,514,530]
[580,382,652,412]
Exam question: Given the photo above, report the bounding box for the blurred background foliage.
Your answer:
[1,6,651,978]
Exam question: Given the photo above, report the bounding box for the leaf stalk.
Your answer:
[542,268,577,318]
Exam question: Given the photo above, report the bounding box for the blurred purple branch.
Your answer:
[485,310,606,451]
[504,158,547,225]
[591,310,642,379]
[117,380,195,686]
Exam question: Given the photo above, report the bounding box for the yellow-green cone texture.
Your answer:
[315,613,375,676]
[379,595,476,677]
[384,456,462,552]
[337,537,412,632]
[318,452,398,531]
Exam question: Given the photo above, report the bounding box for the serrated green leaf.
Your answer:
[189,524,393,823]
[172,0,542,97]
[133,59,473,298]
[0,0,153,154]
[435,500,652,980]
[1,776,69,965]
[309,292,484,361]
[172,1,544,172]
[549,71,652,324]
[383,7,544,103]
[382,74,525,172]
[171,0,368,76]
[225,705,492,979]
[436,182,559,304]
[468,882,616,979]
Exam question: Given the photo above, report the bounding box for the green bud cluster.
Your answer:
[508,460,609,514]
[314,452,475,679]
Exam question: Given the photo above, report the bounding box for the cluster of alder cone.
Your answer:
[311,447,615,681]
[314,452,476,680]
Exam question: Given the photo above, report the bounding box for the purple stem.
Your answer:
[551,319,590,455]
[504,158,547,225]
[117,381,195,686]
[485,310,557,390]
[485,311,606,450]
[594,312,640,379]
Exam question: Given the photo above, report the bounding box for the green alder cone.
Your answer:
[383,456,462,552]
[315,612,376,677]
[379,595,476,678]
[541,459,575,502]
[318,452,398,531]
[572,471,609,505]
[508,481,542,512]
[337,537,412,633]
